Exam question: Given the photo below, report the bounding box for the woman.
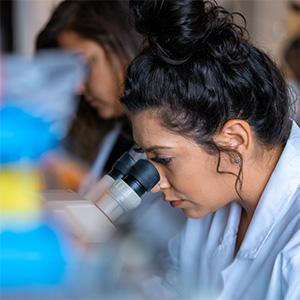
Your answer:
[122,0,300,298]
[36,0,140,191]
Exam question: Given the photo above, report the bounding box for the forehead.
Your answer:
[131,110,192,149]
[58,30,101,56]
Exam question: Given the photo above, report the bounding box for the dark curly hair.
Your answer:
[122,0,291,150]
[121,0,292,197]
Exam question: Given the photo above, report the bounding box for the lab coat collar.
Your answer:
[236,121,300,259]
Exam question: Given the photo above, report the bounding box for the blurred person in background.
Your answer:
[283,1,300,124]
[284,37,300,124]
[286,0,300,38]
[36,0,140,192]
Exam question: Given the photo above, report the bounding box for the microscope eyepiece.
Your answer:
[108,152,135,180]
[123,159,160,196]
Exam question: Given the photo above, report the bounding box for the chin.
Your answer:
[97,108,113,119]
[182,208,210,219]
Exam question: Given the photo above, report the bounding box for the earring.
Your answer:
[233,155,241,165]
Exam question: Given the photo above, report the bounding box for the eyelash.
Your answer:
[133,147,172,166]
[133,147,144,153]
[151,157,172,166]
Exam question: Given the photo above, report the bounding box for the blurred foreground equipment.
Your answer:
[0,52,86,298]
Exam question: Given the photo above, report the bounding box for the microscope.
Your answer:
[44,153,160,244]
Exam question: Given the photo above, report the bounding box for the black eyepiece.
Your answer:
[123,159,160,196]
[109,152,136,180]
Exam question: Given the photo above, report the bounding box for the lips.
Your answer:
[89,101,98,107]
[85,94,99,104]
[169,199,184,208]
[85,97,97,106]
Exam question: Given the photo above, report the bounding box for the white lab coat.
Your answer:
[146,121,300,300]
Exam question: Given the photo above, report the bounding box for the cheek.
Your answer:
[173,157,228,202]
[165,162,203,197]
[89,67,106,91]
[182,157,214,186]
[189,168,236,209]
[87,74,117,102]
[112,100,125,115]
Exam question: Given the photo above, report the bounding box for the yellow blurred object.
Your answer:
[0,168,41,214]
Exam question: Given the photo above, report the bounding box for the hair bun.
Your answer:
[130,0,247,64]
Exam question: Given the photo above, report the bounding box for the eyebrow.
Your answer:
[144,145,173,152]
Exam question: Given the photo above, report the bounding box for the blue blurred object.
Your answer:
[0,221,68,288]
[3,51,87,139]
[0,103,58,164]
[0,51,84,294]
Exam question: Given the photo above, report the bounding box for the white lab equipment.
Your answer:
[44,158,160,244]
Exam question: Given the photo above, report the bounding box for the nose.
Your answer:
[150,173,170,193]
[78,74,91,95]
[76,81,87,95]
[150,182,160,193]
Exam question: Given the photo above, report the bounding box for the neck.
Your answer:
[239,144,284,219]
[234,143,284,254]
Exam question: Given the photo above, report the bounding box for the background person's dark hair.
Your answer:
[36,0,140,67]
[36,0,140,165]
[122,0,292,196]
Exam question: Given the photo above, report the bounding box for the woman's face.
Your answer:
[131,110,239,218]
[58,30,125,119]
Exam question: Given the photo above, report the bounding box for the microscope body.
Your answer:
[44,159,159,244]
[44,189,116,244]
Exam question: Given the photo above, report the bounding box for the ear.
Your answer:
[214,119,252,155]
